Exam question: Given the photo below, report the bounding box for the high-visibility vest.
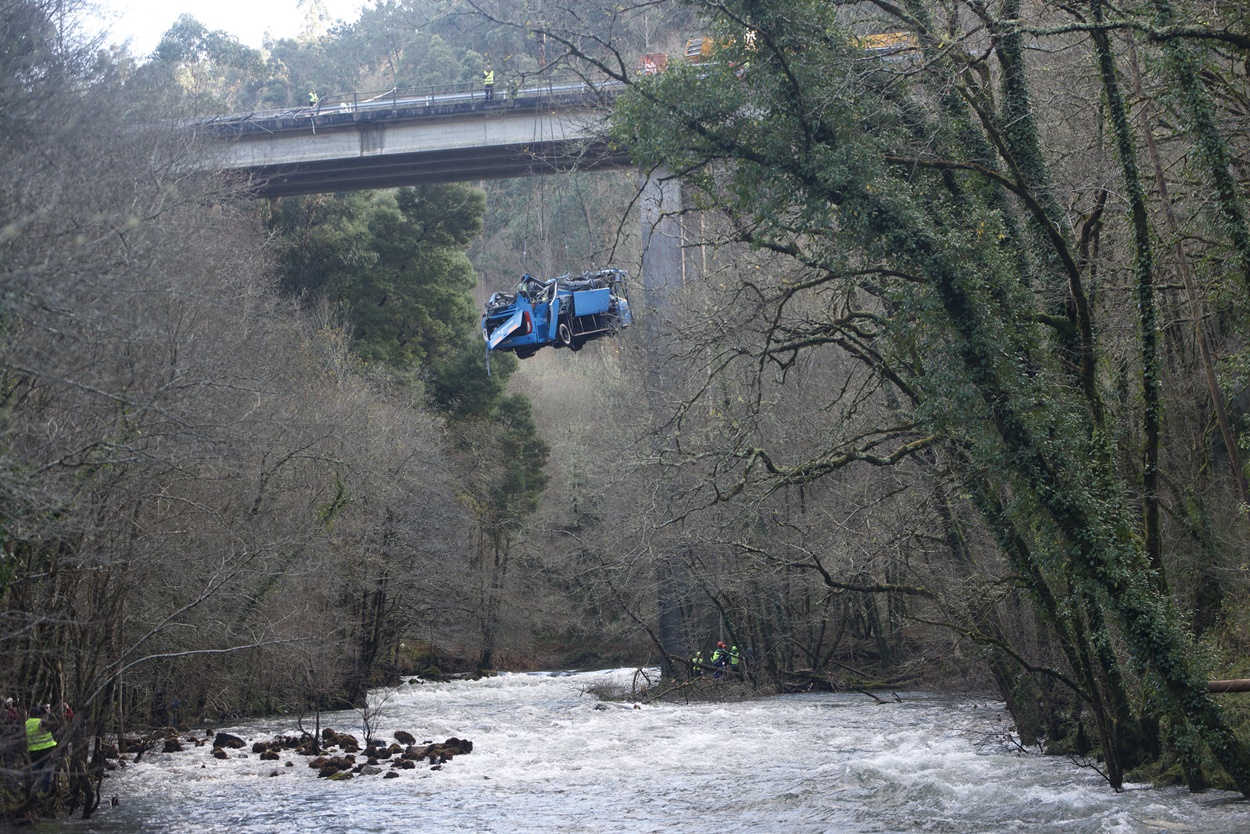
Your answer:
[483,70,495,86]
[730,646,741,666]
[26,717,56,753]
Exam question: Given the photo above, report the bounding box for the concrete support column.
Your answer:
[638,168,685,334]
[638,167,690,679]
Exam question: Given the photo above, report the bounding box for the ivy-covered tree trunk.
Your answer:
[597,0,1250,794]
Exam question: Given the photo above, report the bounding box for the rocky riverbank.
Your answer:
[105,726,473,780]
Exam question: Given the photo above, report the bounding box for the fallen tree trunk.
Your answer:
[1207,680,1250,693]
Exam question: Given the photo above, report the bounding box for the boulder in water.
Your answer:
[213,732,245,749]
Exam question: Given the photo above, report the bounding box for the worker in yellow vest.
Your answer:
[710,642,728,678]
[482,66,495,101]
[26,704,57,791]
[26,705,56,763]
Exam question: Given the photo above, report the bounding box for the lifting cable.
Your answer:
[571,170,599,267]
[534,103,550,278]
[519,102,541,276]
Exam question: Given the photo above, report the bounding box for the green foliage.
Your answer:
[128,0,549,113]
[456,390,551,557]
[488,392,550,527]
[267,184,483,371]
[428,346,513,422]
[129,15,268,111]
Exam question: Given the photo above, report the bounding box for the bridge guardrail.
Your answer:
[197,73,624,136]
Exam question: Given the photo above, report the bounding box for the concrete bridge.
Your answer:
[202,77,633,198]
[202,74,689,304]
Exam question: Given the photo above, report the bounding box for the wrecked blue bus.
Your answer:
[481,268,632,359]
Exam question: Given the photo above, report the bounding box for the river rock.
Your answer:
[442,737,473,755]
[213,732,246,749]
[394,730,416,745]
[320,728,361,752]
[421,737,471,763]
[311,753,356,777]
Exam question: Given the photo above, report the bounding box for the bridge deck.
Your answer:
[203,80,631,196]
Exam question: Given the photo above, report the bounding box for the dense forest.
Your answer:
[3,0,1250,820]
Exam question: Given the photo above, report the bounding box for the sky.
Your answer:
[90,0,367,58]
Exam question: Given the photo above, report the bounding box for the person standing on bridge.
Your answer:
[482,65,495,101]
[308,89,319,113]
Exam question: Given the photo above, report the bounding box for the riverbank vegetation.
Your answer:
[3,0,1250,820]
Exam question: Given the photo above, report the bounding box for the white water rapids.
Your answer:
[50,669,1247,833]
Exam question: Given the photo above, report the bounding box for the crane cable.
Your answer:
[529,98,550,278]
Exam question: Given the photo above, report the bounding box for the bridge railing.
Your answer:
[317,71,610,112]
[197,71,621,135]
[205,72,610,120]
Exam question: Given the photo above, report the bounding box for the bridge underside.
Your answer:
[206,88,633,198]
[237,139,632,198]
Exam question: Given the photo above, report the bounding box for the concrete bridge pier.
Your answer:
[638,167,694,678]
[638,168,687,337]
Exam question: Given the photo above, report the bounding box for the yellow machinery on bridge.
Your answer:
[852,31,920,59]
[664,30,916,69]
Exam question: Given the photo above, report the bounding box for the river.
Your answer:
[44,669,1248,833]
